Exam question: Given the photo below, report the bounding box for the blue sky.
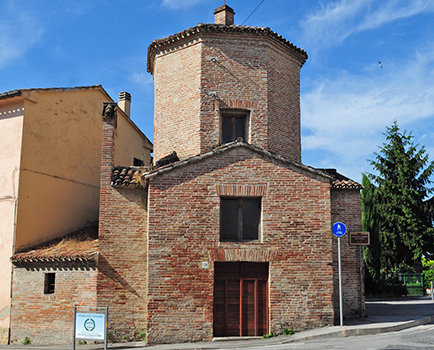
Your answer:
[1,0,434,184]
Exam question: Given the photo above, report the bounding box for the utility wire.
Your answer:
[242,0,266,25]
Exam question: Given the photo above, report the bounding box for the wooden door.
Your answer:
[214,262,268,337]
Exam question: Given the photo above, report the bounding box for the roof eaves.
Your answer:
[0,90,22,100]
[18,84,106,94]
[147,23,308,73]
[318,168,363,190]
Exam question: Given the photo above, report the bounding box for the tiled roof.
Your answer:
[112,166,144,187]
[319,169,363,190]
[147,23,308,73]
[143,140,333,182]
[111,142,362,191]
[11,225,98,264]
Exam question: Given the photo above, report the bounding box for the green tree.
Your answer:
[361,173,382,289]
[369,121,434,273]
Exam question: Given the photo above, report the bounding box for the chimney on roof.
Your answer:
[214,4,235,25]
[118,91,131,118]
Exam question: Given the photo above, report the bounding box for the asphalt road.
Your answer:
[235,322,434,350]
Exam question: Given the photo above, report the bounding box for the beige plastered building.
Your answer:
[0,85,152,344]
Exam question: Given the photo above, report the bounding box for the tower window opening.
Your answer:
[221,110,249,144]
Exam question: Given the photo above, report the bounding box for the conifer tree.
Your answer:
[369,121,434,273]
[361,174,382,288]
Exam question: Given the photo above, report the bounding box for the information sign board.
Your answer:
[349,231,370,245]
[73,306,108,350]
[75,313,105,340]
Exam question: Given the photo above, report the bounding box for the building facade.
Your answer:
[8,5,364,346]
[97,5,364,345]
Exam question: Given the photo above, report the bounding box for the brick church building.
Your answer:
[10,4,364,346]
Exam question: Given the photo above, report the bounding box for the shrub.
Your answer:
[263,332,277,338]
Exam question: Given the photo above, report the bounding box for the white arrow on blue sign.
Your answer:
[332,222,347,237]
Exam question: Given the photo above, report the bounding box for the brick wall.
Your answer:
[153,41,202,162]
[97,186,148,342]
[331,189,364,320]
[97,104,148,342]
[10,264,97,345]
[152,31,304,163]
[146,146,334,344]
[267,42,302,162]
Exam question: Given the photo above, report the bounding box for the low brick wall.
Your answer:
[10,264,97,345]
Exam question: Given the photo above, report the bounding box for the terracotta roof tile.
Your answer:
[319,169,363,190]
[143,140,332,181]
[112,166,144,187]
[11,225,98,264]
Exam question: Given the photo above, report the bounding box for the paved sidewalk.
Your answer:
[2,296,434,350]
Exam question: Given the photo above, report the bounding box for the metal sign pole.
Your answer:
[72,306,76,350]
[104,307,108,350]
[338,236,343,326]
[332,222,346,327]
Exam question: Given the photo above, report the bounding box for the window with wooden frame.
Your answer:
[220,197,261,242]
[44,273,55,294]
[221,110,249,144]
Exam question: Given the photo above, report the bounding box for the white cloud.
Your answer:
[0,5,43,69]
[161,0,206,10]
[301,44,434,181]
[301,0,434,52]
[130,71,153,88]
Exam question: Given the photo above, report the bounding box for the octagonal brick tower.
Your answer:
[147,5,308,163]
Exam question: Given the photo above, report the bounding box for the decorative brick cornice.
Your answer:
[147,23,308,73]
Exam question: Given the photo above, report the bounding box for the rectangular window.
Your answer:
[44,273,55,294]
[221,110,248,144]
[133,157,144,166]
[220,197,261,242]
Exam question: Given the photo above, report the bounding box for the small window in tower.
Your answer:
[44,273,55,294]
[220,197,261,242]
[221,110,249,144]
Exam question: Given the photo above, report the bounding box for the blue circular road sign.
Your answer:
[332,222,347,237]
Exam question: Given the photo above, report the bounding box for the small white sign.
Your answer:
[75,313,105,340]
[201,261,209,269]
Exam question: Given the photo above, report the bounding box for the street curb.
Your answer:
[281,316,434,344]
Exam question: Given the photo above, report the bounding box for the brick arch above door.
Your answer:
[209,248,278,262]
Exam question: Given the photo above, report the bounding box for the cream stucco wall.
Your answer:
[115,111,152,167]
[14,89,105,250]
[14,87,152,251]
[0,97,24,340]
